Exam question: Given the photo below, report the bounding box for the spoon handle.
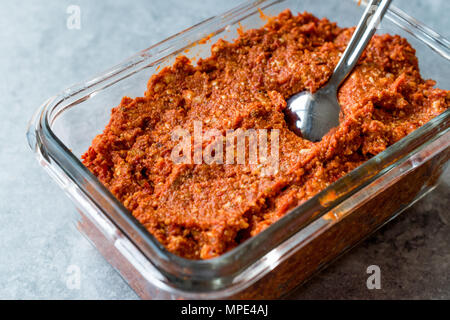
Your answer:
[328,0,392,88]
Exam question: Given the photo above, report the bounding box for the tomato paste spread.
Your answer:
[82,10,449,259]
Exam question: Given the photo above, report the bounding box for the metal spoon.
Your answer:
[284,0,392,141]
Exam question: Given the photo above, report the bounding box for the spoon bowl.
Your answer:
[285,84,341,141]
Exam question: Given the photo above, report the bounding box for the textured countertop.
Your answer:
[0,0,448,299]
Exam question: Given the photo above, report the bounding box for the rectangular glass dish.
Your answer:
[27,0,450,299]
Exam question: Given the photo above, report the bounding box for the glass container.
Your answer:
[27,0,450,299]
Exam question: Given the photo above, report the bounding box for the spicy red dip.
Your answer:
[82,10,449,259]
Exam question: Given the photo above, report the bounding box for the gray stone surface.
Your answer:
[0,0,448,299]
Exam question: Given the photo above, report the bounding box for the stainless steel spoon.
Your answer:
[284,0,392,141]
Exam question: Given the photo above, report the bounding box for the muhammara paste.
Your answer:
[82,10,449,259]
